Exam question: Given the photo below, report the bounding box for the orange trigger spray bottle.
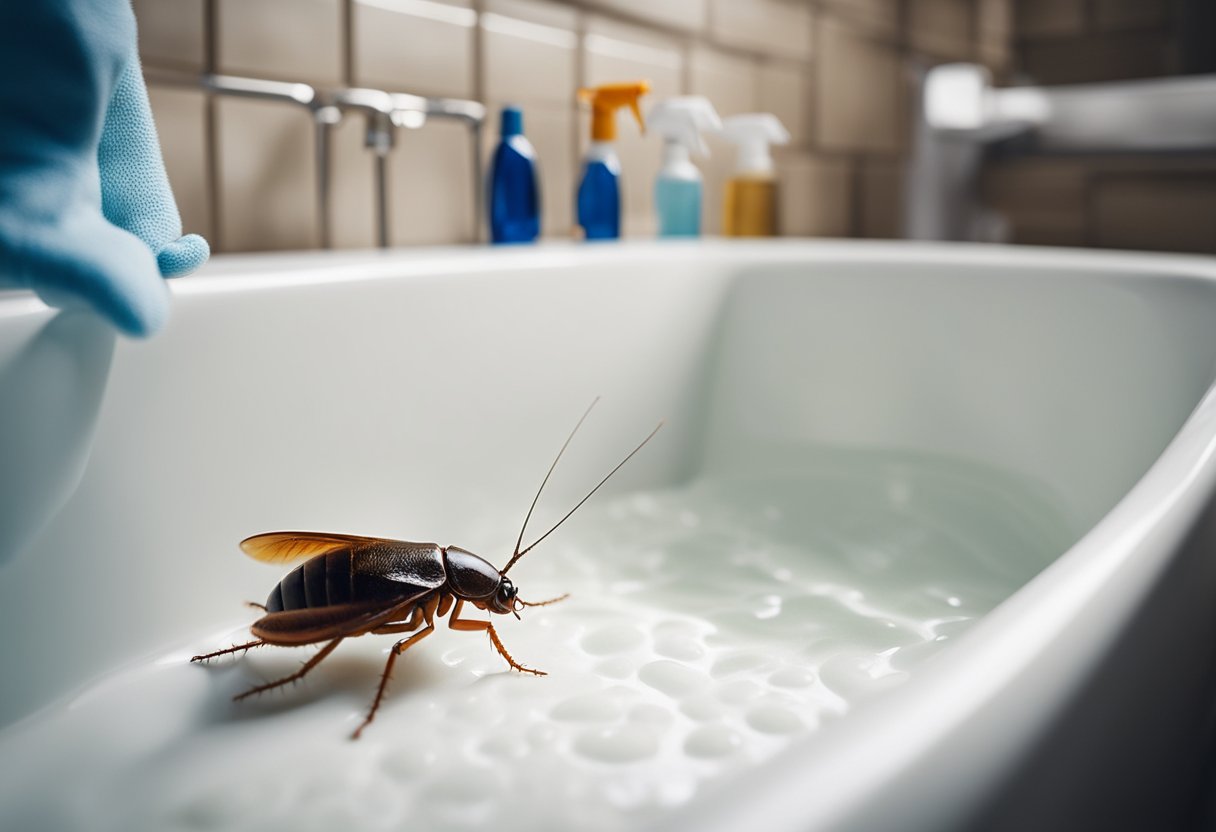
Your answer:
[576,81,650,240]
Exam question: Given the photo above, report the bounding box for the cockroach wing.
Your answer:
[240,531,387,563]
[252,595,426,646]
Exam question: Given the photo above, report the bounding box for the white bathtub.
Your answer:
[1,240,1215,831]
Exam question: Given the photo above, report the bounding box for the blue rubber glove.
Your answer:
[0,1,209,337]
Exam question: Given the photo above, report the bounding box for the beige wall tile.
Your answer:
[1093,176,1216,255]
[391,121,477,244]
[860,159,904,238]
[977,0,1013,72]
[909,0,973,61]
[688,47,758,117]
[709,0,813,61]
[1015,0,1086,38]
[217,0,343,85]
[1020,32,1176,84]
[147,86,212,242]
[977,0,1012,41]
[1007,217,1087,247]
[981,159,1087,215]
[584,17,684,98]
[777,153,852,237]
[1094,0,1171,31]
[757,62,810,147]
[327,118,378,249]
[133,0,206,71]
[216,99,319,252]
[353,0,477,96]
[529,107,577,239]
[595,0,708,33]
[980,158,1088,247]
[817,0,898,39]
[816,17,901,154]
[482,1,579,107]
[486,0,577,28]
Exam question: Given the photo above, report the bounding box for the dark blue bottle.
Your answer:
[488,106,540,244]
[576,146,621,240]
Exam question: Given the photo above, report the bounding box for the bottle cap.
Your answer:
[500,105,523,137]
[718,114,790,174]
[648,96,722,157]
[577,82,651,141]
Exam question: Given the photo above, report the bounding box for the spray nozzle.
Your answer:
[647,96,722,157]
[718,113,790,175]
[577,81,651,141]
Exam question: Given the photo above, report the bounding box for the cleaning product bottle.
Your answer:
[488,105,540,244]
[576,81,650,240]
[719,114,790,237]
[648,96,722,238]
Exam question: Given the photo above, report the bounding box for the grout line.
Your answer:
[342,0,354,85]
[203,0,222,251]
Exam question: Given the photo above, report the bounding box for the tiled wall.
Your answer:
[135,0,1012,253]
[981,0,1216,255]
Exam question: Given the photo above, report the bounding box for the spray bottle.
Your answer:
[719,114,790,237]
[576,81,650,240]
[648,96,722,238]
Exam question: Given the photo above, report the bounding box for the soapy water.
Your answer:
[0,451,1075,832]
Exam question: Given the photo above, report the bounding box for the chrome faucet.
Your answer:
[144,70,486,250]
[145,70,342,248]
[329,89,487,248]
[906,63,1216,242]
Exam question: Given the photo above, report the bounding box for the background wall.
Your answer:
[133,0,1212,256]
[983,0,1216,254]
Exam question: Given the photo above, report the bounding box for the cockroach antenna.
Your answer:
[503,399,663,575]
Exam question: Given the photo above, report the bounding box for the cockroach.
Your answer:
[191,400,661,739]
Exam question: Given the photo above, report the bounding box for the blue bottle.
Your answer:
[577,144,621,240]
[488,106,540,244]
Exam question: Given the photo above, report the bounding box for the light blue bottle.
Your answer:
[654,151,703,237]
[648,97,722,238]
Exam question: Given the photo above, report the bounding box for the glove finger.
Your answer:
[157,233,210,278]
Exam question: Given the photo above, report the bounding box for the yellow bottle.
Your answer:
[719,114,790,237]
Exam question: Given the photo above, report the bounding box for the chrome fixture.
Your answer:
[145,71,342,248]
[145,70,486,250]
[330,89,486,248]
[905,64,1216,242]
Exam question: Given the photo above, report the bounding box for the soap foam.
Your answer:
[0,452,1074,832]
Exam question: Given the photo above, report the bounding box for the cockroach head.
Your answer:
[487,577,518,616]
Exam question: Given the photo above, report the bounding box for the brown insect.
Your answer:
[191,401,661,738]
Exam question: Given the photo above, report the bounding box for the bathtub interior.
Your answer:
[1,246,1216,831]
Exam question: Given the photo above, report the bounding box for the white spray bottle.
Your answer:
[648,97,722,238]
[719,113,790,237]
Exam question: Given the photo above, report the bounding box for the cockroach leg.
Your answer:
[369,605,425,635]
[447,600,546,676]
[245,601,268,611]
[354,632,434,739]
[191,639,266,663]
[352,595,442,740]
[233,637,343,702]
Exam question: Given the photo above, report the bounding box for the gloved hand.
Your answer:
[0,0,209,337]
